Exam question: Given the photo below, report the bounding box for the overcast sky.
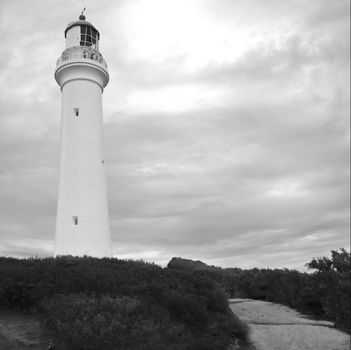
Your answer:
[0,0,349,270]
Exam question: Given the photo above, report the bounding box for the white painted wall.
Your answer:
[55,61,111,257]
[66,26,81,48]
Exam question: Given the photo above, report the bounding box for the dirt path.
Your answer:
[0,310,53,350]
[229,299,350,350]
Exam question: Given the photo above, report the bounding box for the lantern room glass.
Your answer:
[80,25,99,50]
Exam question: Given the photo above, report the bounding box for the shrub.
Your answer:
[40,294,193,350]
[167,250,351,333]
[0,256,249,349]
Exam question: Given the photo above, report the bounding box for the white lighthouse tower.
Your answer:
[54,13,111,257]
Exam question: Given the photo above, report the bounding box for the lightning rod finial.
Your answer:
[79,7,86,20]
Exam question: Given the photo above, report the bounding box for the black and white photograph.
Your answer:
[0,0,350,349]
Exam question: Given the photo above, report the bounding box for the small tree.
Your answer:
[306,248,350,273]
[306,249,350,332]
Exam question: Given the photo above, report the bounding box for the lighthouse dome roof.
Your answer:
[64,18,100,39]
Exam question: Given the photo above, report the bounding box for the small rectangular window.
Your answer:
[74,108,79,116]
[73,216,78,225]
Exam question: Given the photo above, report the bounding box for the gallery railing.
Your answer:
[56,46,107,69]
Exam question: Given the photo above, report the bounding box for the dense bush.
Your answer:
[0,256,248,349]
[169,249,351,333]
[40,294,193,350]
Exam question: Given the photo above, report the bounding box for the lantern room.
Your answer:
[64,14,100,51]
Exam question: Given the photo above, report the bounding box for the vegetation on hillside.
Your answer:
[168,249,351,333]
[0,256,249,350]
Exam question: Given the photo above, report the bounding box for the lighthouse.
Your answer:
[54,13,112,257]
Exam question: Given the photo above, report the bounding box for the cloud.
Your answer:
[0,0,349,270]
[103,101,349,266]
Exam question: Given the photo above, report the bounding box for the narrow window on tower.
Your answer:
[72,216,78,225]
[74,108,79,116]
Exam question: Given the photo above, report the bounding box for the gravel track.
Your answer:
[229,299,350,350]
